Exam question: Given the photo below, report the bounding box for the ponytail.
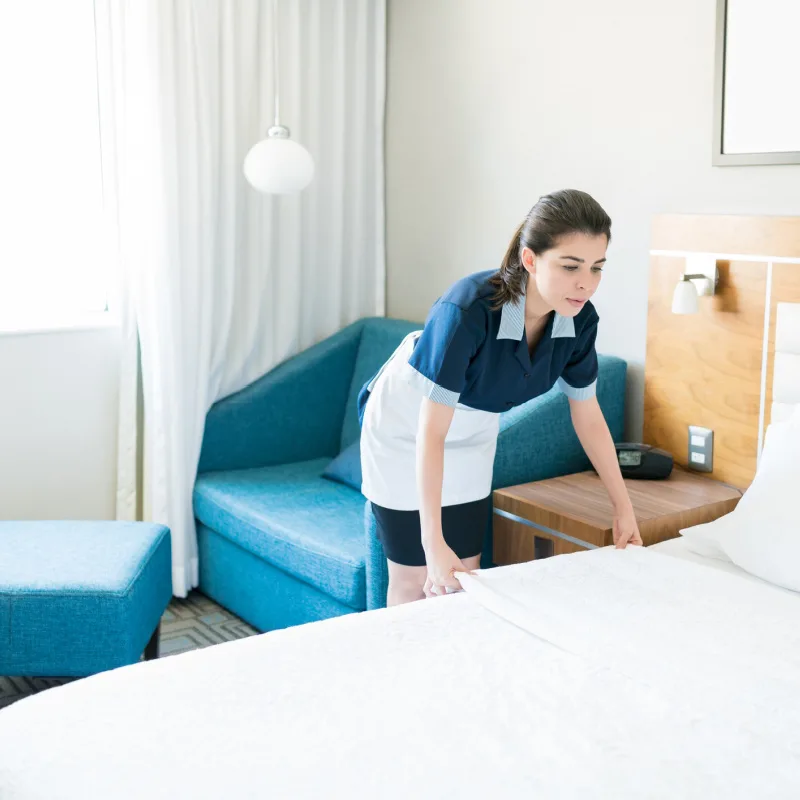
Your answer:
[499,220,524,277]
[490,219,528,309]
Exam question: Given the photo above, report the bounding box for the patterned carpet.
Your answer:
[0,591,258,710]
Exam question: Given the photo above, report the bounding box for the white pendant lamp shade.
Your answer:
[672,278,699,314]
[245,0,314,195]
[244,128,314,194]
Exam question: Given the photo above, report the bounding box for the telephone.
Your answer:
[611,443,674,479]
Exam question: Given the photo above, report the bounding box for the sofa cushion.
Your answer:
[193,458,367,609]
[339,318,420,451]
[321,439,363,492]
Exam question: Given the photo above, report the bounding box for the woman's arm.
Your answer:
[416,398,453,546]
[568,395,643,548]
[416,398,472,594]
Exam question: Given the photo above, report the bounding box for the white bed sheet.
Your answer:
[1,545,799,799]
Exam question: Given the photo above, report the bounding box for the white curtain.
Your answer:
[94,0,386,597]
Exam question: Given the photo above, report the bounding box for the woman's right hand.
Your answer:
[422,537,471,598]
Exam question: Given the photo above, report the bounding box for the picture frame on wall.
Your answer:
[713,0,800,166]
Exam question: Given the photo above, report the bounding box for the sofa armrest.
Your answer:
[365,501,389,612]
[197,321,365,474]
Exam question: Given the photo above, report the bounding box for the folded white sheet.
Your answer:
[0,547,798,799]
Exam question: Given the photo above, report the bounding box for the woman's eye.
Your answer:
[562,265,578,271]
[592,267,604,273]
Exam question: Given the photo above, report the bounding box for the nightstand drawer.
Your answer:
[493,510,592,566]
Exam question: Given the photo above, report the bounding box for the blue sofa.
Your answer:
[194,317,626,632]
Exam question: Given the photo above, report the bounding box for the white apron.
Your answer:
[360,332,500,511]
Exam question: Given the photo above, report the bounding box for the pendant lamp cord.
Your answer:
[272,0,280,128]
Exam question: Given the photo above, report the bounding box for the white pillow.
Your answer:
[679,409,800,592]
[679,515,735,561]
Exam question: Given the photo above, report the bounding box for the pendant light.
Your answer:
[244,0,314,194]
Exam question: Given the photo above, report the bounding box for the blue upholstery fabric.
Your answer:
[321,439,363,491]
[198,523,356,630]
[364,502,389,611]
[339,318,420,450]
[197,322,364,474]
[0,521,172,677]
[195,316,628,627]
[194,459,366,609]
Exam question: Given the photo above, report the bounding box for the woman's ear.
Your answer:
[521,246,536,274]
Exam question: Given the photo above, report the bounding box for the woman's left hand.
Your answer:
[613,511,643,549]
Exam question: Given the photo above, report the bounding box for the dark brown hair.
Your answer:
[490,189,612,308]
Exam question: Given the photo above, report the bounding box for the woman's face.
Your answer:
[522,232,607,317]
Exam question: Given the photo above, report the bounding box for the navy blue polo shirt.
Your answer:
[362,269,599,418]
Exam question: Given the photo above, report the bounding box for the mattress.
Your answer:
[0,545,798,799]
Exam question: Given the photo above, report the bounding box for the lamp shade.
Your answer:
[243,135,314,194]
[672,279,699,314]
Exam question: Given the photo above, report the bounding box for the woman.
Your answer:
[358,189,643,606]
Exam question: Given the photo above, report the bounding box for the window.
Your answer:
[0,2,109,327]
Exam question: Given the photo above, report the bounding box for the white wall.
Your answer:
[385,0,800,438]
[0,326,120,520]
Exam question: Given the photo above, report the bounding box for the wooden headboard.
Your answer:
[644,214,800,489]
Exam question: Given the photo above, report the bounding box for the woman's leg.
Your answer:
[371,502,427,606]
[440,496,490,580]
[387,560,427,606]
[376,498,487,605]
[386,553,479,605]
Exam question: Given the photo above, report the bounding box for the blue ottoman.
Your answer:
[0,521,172,677]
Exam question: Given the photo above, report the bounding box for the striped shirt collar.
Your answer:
[496,281,576,340]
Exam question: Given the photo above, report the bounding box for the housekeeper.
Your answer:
[358,189,643,606]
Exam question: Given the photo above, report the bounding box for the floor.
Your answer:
[0,591,258,710]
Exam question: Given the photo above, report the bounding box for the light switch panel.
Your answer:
[688,425,713,473]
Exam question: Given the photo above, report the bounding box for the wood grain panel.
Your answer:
[644,255,766,488]
[652,215,800,258]
[645,214,800,489]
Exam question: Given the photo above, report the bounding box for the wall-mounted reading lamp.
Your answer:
[670,254,720,315]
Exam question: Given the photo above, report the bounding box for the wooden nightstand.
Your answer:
[492,467,742,565]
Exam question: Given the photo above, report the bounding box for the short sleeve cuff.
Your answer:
[557,377,597,401]
[410,365,460,407]
[428,383,460,407]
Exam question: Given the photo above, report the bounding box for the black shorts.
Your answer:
[370,495,491,567]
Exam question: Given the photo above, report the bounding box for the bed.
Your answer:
[2,220,799,798]
[0,534,799,799]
